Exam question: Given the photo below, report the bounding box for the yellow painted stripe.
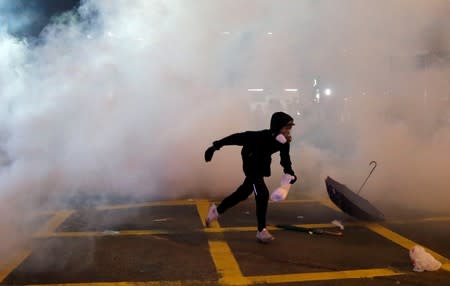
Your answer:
[195,200,211,228]
[26,281,214,286]
[195,201,248,285]
[96,200,196,210]
[0,248,32,282]
[389,216,450,224]
[270,199,319,204]
[365,223,449,265]
[247,268,402,284]
[96,199,320,211]
[204,223,340,233]
[34,223,344,238]
[34,210,75,237]
[419,217,450,222]
[208,241,249,285]
[34,229,169,238]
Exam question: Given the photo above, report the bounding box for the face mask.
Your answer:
[275,134,287,144]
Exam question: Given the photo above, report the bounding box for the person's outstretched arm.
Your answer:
[204,131,252,162]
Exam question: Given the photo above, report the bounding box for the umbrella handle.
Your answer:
[357,161,377,194]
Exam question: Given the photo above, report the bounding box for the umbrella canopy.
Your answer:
[325,176,385,221]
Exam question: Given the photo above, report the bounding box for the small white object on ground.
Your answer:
[271,174,295,202]
[297,216,304,219]
[331,220,344,230]
[103,230,120,235]
[153,218,170,222]
[409,245,442,272]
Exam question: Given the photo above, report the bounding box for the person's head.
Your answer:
[270,112,295,142]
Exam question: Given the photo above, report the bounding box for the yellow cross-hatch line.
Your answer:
[34,230,170,238]
[247,268,403,284]
[34,210,75,237]
[365,223,450,267]
[10,199,450,285]
[2,210,75,282]
[318,197,450,272]
[90,199,323,212]
[195,200,211,228]
[208,241,250,285]
[96,200,197,211]
[270,199,319,204]
[0,248,32,282]
[195,200,249,285]
[26,281,214,286]
[32,224,342,238]
[389,216,450,224]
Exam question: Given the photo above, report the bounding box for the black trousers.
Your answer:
[217,176,269,231]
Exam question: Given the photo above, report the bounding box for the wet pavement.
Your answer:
[1,196,449,285]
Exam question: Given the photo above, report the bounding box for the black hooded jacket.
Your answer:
[212,112,295,177]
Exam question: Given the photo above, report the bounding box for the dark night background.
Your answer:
[1,0,81,38]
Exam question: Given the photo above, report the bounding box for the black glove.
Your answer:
[289,175,297,184]
[204,146,216,162]
[284,169,297,184]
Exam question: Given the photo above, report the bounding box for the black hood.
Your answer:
[270,112,294,134]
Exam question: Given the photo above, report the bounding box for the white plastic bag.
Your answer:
[409,245,442,272]
[270,174,294,202]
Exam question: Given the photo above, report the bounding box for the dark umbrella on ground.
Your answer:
[325,161,385,221]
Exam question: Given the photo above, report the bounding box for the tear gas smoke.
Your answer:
[0,0,449,257]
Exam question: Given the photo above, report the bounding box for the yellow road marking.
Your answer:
[270,199,319,204]
[1,211,76,281]
[96,200,196,210]
[389,216,450,224]
[0,248,32,282]
[96,199,319,211]
[195,200,211,228]
[26,281,214,286]
[33,223,344,238]
[34,210,75,237]
[365,223,449,266]
[204,223,340,233]
[208,241,249,285]
[195,201,248,285]
[419,216,450,222]
[34,229,169,238]
[247,268,402,284]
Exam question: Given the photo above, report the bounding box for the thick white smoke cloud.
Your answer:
[0,0,449,257]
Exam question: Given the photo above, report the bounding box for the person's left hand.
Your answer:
[204,146,216,162]
[286,134,292,143]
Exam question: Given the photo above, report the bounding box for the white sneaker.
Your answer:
[205,203,219,227]
[256,228,275,243]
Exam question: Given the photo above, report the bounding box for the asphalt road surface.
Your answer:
[1,195,449,286]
